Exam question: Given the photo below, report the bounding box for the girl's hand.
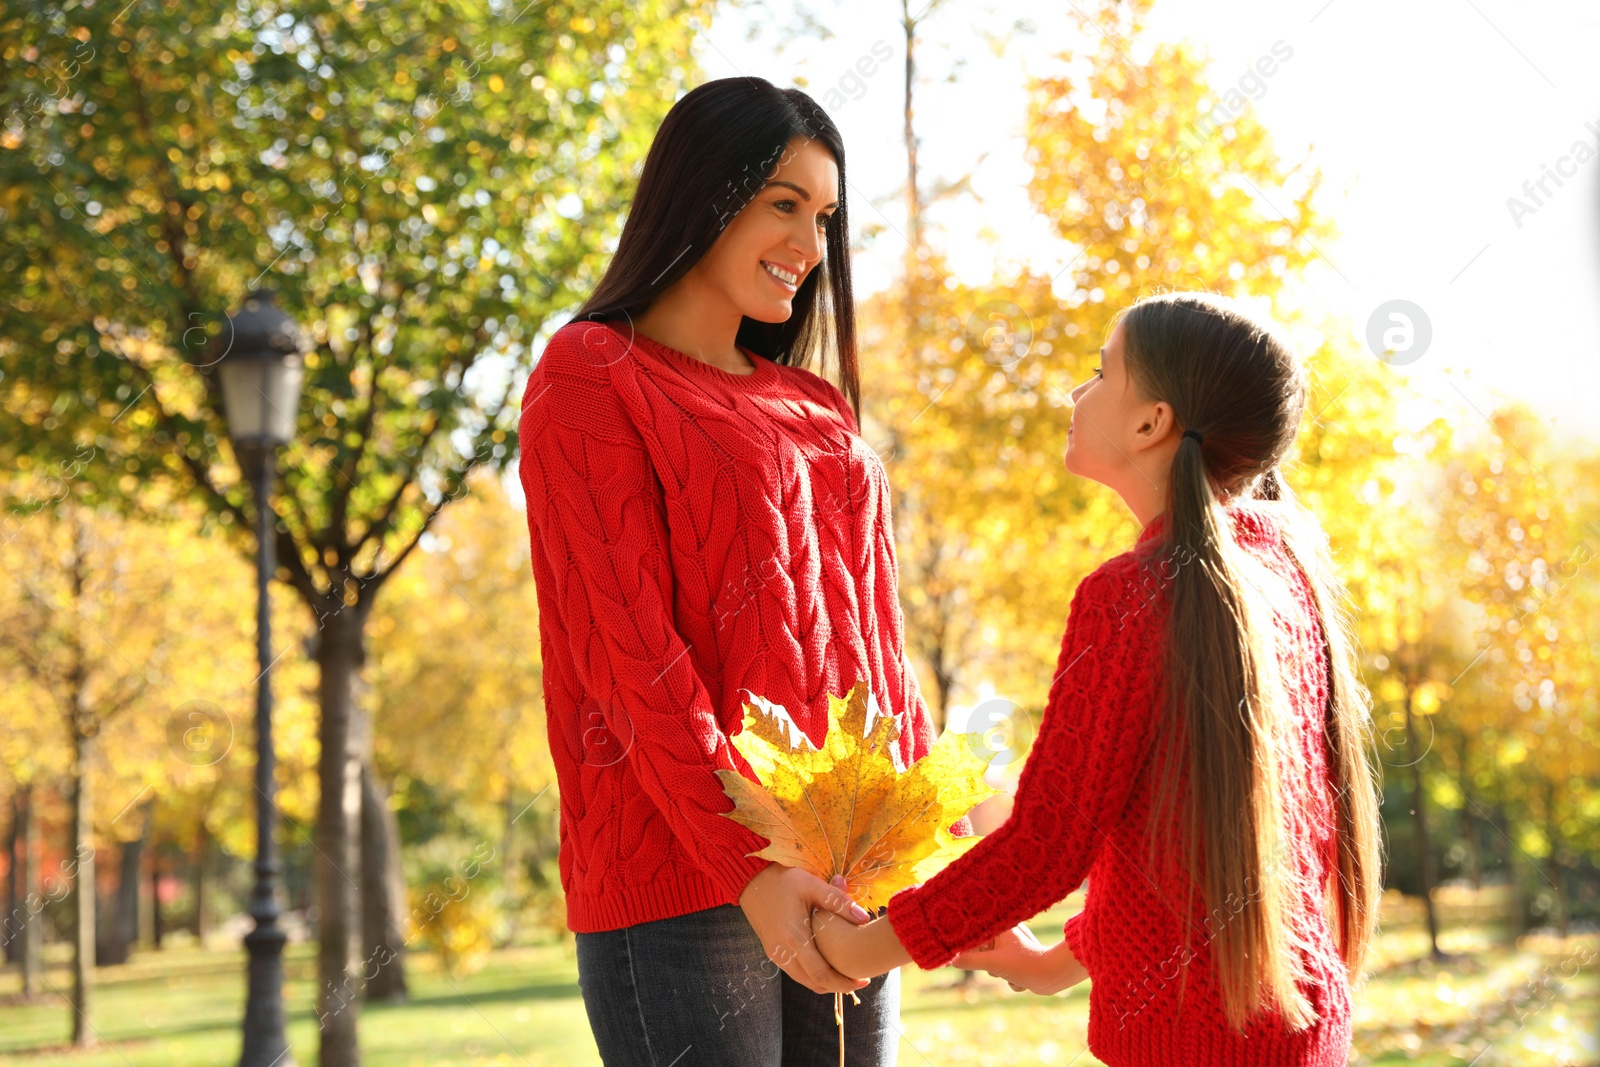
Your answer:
[952,923,1088,995]
[811,902,865,977]
[950,922,1045,988]
[738,863,872,995]
[810,874,914,981]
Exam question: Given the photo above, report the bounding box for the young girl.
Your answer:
[815,291,1384,1065]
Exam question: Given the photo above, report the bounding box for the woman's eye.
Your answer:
[774,200,832,229]
[1092,365,1103,377]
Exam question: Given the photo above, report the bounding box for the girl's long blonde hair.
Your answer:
[1117,291,1383,1032]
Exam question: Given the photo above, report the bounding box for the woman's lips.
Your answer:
[761,260,800,292]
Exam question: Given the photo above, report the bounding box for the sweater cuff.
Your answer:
[1062,910,1088,972]
[885,885,958,970]
[704,849,773,904]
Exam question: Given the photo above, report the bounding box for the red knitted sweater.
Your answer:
[886,502,1354,1066]
[518,320,970,933]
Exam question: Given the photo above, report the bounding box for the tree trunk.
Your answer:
[97,825,144,966]
[497,789,520,950]
[1454,731,1481,888]
[1492,801,1526,943]
[150,843,163,950]
[122,826,144,950]
[923,627,952,735]
[193,817,208,944]
[70,729,97,1047]
[1402,684,1443,960]
[359,760,408,1002]
[5,791,17,966]
[900,0,922,270]
[140,799,157,950]
[316,604,369,1067]
[18,784,42,999]
[1544,779,1569,937]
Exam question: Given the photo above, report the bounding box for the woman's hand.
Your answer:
[738,863,872,995]
[951,922,1088,995]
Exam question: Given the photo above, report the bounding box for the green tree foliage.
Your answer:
[0,1,709,1060]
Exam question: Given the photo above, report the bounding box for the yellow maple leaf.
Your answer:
[715,681,1000,912]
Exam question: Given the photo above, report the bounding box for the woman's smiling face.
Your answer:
[693,135,839,324]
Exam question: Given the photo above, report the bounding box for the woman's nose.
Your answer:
[792,219,824,265]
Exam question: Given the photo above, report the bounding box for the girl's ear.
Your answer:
[1130,399,1178,452]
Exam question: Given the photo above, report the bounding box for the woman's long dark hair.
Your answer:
[573,77,860,424]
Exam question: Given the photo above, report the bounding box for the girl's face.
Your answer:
[1065,318,1135,482]
[1064,318,1179,516]
[694,136,839,323]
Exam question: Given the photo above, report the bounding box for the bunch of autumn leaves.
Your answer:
[716,681,999,912]
[714,682,1001,1063]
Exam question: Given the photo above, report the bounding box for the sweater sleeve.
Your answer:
[884,561,1164,969]
[518,334,772,902]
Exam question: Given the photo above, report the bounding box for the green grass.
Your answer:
[1,903,1594,1066]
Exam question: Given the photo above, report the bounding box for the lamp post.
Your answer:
[217,289,308,1067]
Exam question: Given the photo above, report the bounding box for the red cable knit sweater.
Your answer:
[886,502,1354,1066]
[518,319,970,933]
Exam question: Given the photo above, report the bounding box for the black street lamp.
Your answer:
[217,289,308,1067]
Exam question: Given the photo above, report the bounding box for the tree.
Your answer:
[369,472,551,813]
[0,645,65,1002]
[0,494,237,1045]
[1365,544,1475,960]
[1285,346,1458,950]
[1440,409,1600,936]
[367,472,554,952]
[2,1,710,1061]
[862,0,1333,728]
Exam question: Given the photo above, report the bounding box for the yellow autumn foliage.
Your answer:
[715,681,999,912]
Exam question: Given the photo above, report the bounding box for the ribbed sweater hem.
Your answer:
[566,855,772,934]
[1087,1007,1351,1066]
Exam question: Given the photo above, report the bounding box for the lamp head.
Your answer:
[216,288,309,450]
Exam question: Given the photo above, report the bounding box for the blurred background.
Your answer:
[1,0,1597,1063]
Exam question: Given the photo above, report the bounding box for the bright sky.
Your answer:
[693,0,1600,444]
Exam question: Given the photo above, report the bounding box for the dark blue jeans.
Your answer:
[575,903,901,1066]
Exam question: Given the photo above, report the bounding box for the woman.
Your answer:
[517,77,969,1066]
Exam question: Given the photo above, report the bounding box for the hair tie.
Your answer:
[1182,429,1204,445]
